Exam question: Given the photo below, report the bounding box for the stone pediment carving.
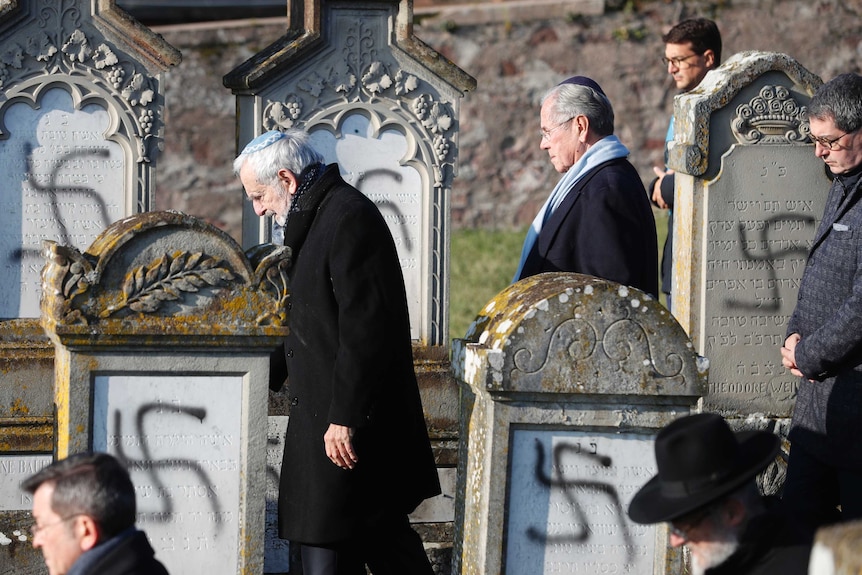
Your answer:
[452,273,708,396]
[0,0,180,164]
[41,211,291,343]
[732,85,810,145]
[669,51,821,177]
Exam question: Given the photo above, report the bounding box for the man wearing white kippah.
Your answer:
[233,129,440,575]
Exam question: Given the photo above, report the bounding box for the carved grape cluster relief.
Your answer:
[261,19,457,183]
[0,5,161,160]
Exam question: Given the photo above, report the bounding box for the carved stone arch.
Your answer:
[0,74,147,212]
[298,101,446,343]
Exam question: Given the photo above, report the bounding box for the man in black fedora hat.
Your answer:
[627,413,810,575]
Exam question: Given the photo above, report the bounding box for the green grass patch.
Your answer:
[449,227,524,339]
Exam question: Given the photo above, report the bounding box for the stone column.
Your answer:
[39,211,289,575]
[451,273,707,575]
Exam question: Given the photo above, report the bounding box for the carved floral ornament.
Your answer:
[41,241,292,328]
[0,7,160,160]
[732,85,810,145]
[260,21,456,189]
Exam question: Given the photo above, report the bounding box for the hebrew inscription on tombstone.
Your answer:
[0,0,179,318]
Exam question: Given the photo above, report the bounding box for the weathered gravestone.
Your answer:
[33,210,289,574]
[0,0,180,319]
[451,273,708,575]
[0,2,180,570]
[224,0,476,569]
[670,52,824,422]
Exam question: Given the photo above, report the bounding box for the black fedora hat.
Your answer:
[627,413,779,524]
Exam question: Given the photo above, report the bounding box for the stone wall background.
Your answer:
[151,0,862,242]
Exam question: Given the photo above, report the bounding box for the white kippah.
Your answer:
[240,130,286,154]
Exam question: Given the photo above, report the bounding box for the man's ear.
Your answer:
[703,49,716,69]
[722,497,748,528]
[76,515,101,552]
[575,115,590,142]
[277,168,299,196]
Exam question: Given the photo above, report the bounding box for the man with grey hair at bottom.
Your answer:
[627,413,810,575]
[233,128,440,575]
[22,451,169,575]
[781,72,862,539]
[514,75,658,298]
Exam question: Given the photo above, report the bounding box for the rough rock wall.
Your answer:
[153,0,862,241]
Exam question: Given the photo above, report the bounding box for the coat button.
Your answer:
[287,349,294,357]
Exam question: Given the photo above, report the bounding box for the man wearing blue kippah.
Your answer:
[233,129,440,575]
[514,76,658,298]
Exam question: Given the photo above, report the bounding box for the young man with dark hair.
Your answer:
[652,18,722,308]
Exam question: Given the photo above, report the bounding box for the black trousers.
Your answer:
[782,441,862,541]
[299,512,434,575]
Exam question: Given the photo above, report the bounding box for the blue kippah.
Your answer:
[559,75,606,97]
[240,130,286,155]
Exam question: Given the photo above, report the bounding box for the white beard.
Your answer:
[691,539,740,575]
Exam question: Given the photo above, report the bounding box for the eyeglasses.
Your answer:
[669,505,714,542]
[809,130,853,150]
[661,54,701,69]
[30,514,84,537]
[540,118,573,141]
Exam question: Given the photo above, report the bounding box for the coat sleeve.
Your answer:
[324,202,405,428]
[793,258,862,380]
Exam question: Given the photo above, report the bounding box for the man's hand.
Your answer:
[652,166,674,209]
[324,424,358,469]
[781,333,804,378]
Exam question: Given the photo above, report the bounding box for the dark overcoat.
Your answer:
[274,165,440,544]
[77,529,169,575]
[788,172,862,466]
[517,157,659,298]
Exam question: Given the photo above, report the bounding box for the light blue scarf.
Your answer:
[513,135,631,281]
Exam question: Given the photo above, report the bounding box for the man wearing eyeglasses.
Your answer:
[652,18,722,309]
[780,73,862,539]
[513,75,658,298]
[22,452,169,575]
[628,413,810,575]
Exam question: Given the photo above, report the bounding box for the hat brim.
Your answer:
[627,430,779,524]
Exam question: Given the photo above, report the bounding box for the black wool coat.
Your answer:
[76,529,169,575]
[274,165,440,545]
[517,157,659,298]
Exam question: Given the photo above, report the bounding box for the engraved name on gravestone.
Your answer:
[0,88,125,318]
[0,455,52,511]
[704,144,822,414]
[307,115,422,337]
[92,375,243,574]
[506,430,656,575]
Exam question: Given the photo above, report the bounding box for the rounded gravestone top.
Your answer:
[455,273,707,397]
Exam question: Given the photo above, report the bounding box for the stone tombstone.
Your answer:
[669,51,825,417]
[33,211,290,575]
[0,0,180,320]
[0,3,179,571]
[451,273,708,575]
[224,0,475,346]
